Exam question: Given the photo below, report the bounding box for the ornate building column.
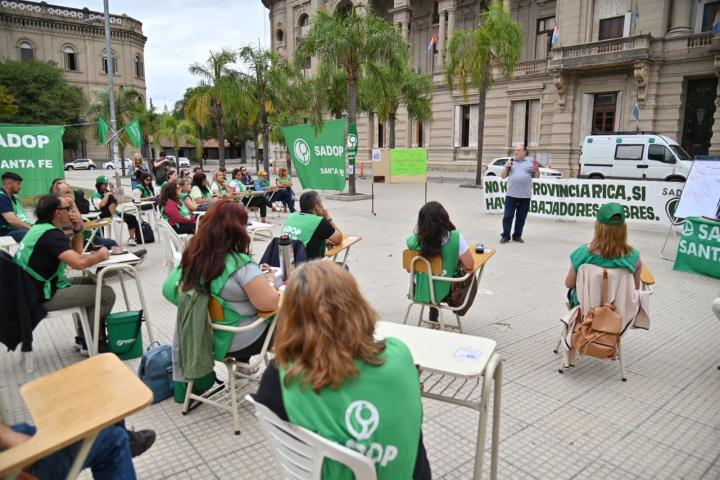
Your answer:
[391,0,412,45]
[666,0,692,37]
[437,10,447,69]
[310,0,321,71]
[447,6,456,48]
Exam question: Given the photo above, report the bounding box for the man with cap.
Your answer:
[14,194,117,354]
[500,144,540,244]
[281,190,342,259]
[0,172,32,241]
[564,202,643,308]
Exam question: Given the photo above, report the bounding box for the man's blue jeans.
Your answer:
[11,421,136,479]
[502,196,531,240]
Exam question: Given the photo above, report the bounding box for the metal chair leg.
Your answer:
[226,360,241,435]
[618,341,627,382]
[402,303,413,325]
[553,332,563,354]
[417,305,425,327]
[455,313,463,333]
[182,380,195,414]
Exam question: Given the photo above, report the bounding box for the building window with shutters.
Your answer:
[536,17,555,59]
[592,93,617,133]
[378,122,385,148]
[453,105,478,148]
[702,2,720,32]
[598,16,624,40]
[134,55,144,78]
[102,51,118,75]
[63,45,78,71]
[510,99,540,148]
[18,41,34,61]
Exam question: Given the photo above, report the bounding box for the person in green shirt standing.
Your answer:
[0,172,32,242]
[281,191,342,259]
[14,194,116,354]
[254,260,431,480]
[565,202,643,308]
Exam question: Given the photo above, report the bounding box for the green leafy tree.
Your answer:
[446,1,522,185]
[0,59,85,147]
[186,49,238,168]
[297,5,406,194]
[0,85,18,116]
[362,55,432,148]
[157,114,203,167]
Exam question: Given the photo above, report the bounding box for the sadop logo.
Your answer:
[682,221,694,237]
[347,133,358,150]
[293,138,311,166]
[665,196,684,226]
[345,400,380,440]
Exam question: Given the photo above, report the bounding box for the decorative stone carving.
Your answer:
[553,72,567,111]
[633,61,649,105]
[714,56,720,107]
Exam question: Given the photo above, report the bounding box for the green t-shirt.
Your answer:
[190,185,212,201]
[568,244,640,306]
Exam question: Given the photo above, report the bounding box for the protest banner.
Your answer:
[482,177,684,226]
[0,124,65,196]
[282,119,346,191]
[673,216,720,278]
[390,148,427,182]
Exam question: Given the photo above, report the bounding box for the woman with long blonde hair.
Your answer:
[254,261,430,479]
[565,202,642,307]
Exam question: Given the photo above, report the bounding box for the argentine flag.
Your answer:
[551,23,559,47]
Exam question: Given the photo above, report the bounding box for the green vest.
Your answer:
[280,338,422,479]
[137,184,154,198]
[162,253,256,360]
[14,223,71,300]
[212,182,226,196]
[406,231,460,303]
[568,244,640,307]
[160,200,191,223]
[228,179,247,193]
[282,212,325,255]
[0,188,31,230]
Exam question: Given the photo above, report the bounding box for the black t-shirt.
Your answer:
[27,227,72,296]
[95,192,117,218]
[305,217,335,259]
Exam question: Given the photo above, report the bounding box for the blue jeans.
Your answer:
[502,196,530,240]
[0,229,27,242]
[268,189,296,212]
[11,421,136,479]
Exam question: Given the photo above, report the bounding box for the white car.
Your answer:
[103,158,132,170]
[165,155,177,167]
[64,158,96,170]
[178,157,191,168]
[485,157,563,178]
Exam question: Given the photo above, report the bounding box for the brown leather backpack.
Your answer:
[571,268,622,359]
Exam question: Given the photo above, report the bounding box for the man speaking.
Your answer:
[500,145,540,244]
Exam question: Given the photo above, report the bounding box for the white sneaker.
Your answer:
[126,238,137,246]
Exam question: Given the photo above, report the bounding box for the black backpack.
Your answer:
[74,190,90,214]
[137,221,155,244]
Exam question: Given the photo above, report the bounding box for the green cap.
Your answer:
[95,175,110,184]
[597,202,626,225]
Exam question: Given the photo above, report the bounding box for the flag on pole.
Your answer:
[125,118,143,148]
[713,9,720,33]
[98,116,109,144]
[632,4,640,32]
[632,102,640,121]
[551,22,560,47]
[427,32,438,51]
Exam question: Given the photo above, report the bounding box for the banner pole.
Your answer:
[424,180,427,204]
[371,175,376,216]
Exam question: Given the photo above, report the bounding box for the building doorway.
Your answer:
[681,78,717,156]
[592,93,617,133]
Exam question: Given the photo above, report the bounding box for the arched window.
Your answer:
[134,54,144,78]
[336,1,352,17]
[63,45,78,71]
[299,13,309,27]
[276,28,285,42]
[19,41,34,61]
[102,50,118,75]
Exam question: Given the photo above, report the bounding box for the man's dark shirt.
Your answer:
[26,227,72,296]
[305,217,335,259]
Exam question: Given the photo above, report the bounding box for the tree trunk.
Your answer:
[388,111,396,149]
[347,77,358,195]
[286,152,293,176]
[474,83,488,186]
[215,101,225,169]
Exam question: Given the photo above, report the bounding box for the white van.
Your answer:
[579,133,692,181]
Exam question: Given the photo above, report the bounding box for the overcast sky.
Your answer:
[55,0,271,110]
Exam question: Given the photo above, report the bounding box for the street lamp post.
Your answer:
[102,0,124,185]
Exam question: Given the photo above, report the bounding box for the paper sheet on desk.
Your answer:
[454,348,482,361]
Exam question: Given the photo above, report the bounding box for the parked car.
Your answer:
[102,158,132,170]
[177,157,191,168]
[485,157,563,178]
[579,133,692,181]
[165,155,177,167]
[64,158,96,170]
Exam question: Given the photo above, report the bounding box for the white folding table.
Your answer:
[375,321,502,480]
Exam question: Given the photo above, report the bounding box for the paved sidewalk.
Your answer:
[2,176,719,479]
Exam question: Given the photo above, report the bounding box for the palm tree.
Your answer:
[297,5,406,194]
[446,1,522,186]
[186,49,238,168]
[157,114,202,161]
[362,56,432,148]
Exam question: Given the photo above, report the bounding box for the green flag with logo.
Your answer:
[0,124,65,195]
[126,118,142,148]
[98,116,109,144]
[673,216,720,278]
[347,123,358,165]
[282,119,346,191]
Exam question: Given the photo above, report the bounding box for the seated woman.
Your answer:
[160,169,178,190]
[189,172,216,211]
[565,202,642,308]
[209,170,229,199]
[158,181,197,235]
[406,201,474,327]
[254,261,431,479]
[228,168,248,195]
[254,169,294,215]
[163,200,279,367]
[270,168,296,213]
[132,172,158,210]
[178,178,198,212]
[91,175,140,246]
[276,167,296,199]
[239,166,254,189]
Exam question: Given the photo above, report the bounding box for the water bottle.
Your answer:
[279,234,294,282]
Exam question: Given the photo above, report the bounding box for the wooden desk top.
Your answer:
[468,246,496,274]
[0,354,153,475]
[640,264,655,286]
[83,218,112,230]
[325,234,362,257]
[375,321,497,378]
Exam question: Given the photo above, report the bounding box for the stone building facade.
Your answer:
[0,0,147,161]
[262,0,720,174]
